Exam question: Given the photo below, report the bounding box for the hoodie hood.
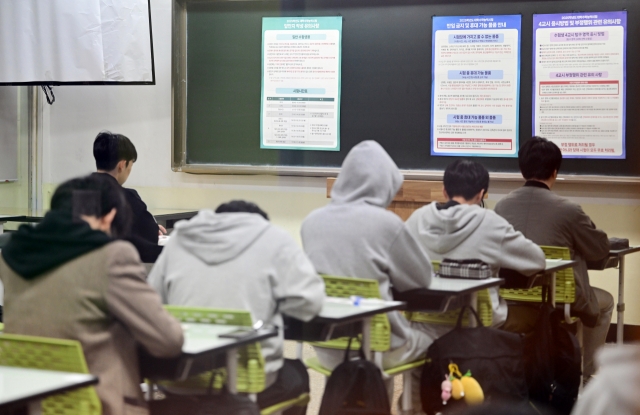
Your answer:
[413,202,486,254]
[1,210,112,279]
[175,210,270,265]
[331,141,403,208]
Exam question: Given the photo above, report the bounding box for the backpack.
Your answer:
[318,338,391,415]
[524,287,581,414]
[421,306,528,415]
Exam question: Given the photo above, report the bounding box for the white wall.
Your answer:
[40,0,640,325]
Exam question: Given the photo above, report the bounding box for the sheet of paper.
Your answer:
[260,17,342,151]
[431,15,521,157]
[533,12,627,158]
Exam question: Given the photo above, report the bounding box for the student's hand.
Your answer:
[158,225,167,235]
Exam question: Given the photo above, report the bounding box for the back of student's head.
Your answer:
[518,136,562,181]
[443,160,490,200]
[51,174,132,237]
[93,131,138,171]
[215,200,270,221]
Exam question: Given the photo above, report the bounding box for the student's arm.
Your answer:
[147,248,169,304]
[387,227,433,291]
[106,242,183,357]
[569,205,610,261]
[273,238,325,322]
[498,225,546,276]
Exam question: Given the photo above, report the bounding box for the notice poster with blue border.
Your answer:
[260,17,342,151]
[431,15,521,157]
[533,12,627,159]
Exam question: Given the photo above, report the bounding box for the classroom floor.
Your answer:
[283,341,403,415]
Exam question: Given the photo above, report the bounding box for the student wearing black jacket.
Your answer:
[93,131,164,262]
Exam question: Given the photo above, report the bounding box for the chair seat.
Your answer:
[261,392,310,415]
[304,356,425,378]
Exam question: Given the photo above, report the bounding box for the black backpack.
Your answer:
[319,338,391,415]
[421,306,529,415]
[524,287,581,414]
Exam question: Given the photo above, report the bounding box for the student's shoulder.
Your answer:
[102,240,142,264]
[123,187,146,206]
[261,223,299,247]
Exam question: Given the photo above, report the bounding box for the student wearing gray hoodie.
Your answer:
[406,160,546,334]
[148,201,325,414]
[301,140,435,372]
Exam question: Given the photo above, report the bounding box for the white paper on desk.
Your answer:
[0,0,153,83]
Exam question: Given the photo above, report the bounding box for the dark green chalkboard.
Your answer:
[179,0,640,177]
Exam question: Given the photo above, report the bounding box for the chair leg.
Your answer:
[374,351,383,371]
[401,371,413,414]
[577,320,584,392]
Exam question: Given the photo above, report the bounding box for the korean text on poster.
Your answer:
[533,11,627,158]
[431,15,521,157]
[260,17,342,151]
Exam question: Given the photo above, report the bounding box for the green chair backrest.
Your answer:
[499,246,576,304]
[162,306,266,394]
[406,260,494,327]
[0,333,101,415]
[311,275,391,352]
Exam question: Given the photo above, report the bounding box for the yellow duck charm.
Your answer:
[447,363,485,406]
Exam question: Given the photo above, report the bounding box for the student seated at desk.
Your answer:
[148,201,325,415]
[93,131,164,262]
[0,174,184,415]
[406,160,545,334]
[301,141,434,406]
[495,136,612,381]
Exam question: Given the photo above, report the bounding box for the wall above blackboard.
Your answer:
[171,0,640,182]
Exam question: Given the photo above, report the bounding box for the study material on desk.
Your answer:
[174,0,640,181]
[0,366,97,410]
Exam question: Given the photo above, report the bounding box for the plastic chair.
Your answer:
[499,246,584,381]
[0,333,101,415]
[304,275,426,414]
[163,306,309,415]
[406,260,494,327]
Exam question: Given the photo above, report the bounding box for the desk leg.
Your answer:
[469,292,478,328]
[227,349,238,394]
[28,400,43,415]
[550,272,556,307]
[617,256,626,345]
[362,318,372,361]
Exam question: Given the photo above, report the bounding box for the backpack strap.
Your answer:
[454,305,484,329]
[343,337,367,362]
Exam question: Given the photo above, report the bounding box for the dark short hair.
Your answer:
[443,160,490,200]
[93,131,138,171]
[215,200,269,221]
[518,136,562,180]
[51,174,131,238]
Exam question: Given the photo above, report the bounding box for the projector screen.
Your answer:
[0,0,155,85]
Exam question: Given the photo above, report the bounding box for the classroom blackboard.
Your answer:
[173,0,640,178]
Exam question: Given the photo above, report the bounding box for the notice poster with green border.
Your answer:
[260,16,342,151]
